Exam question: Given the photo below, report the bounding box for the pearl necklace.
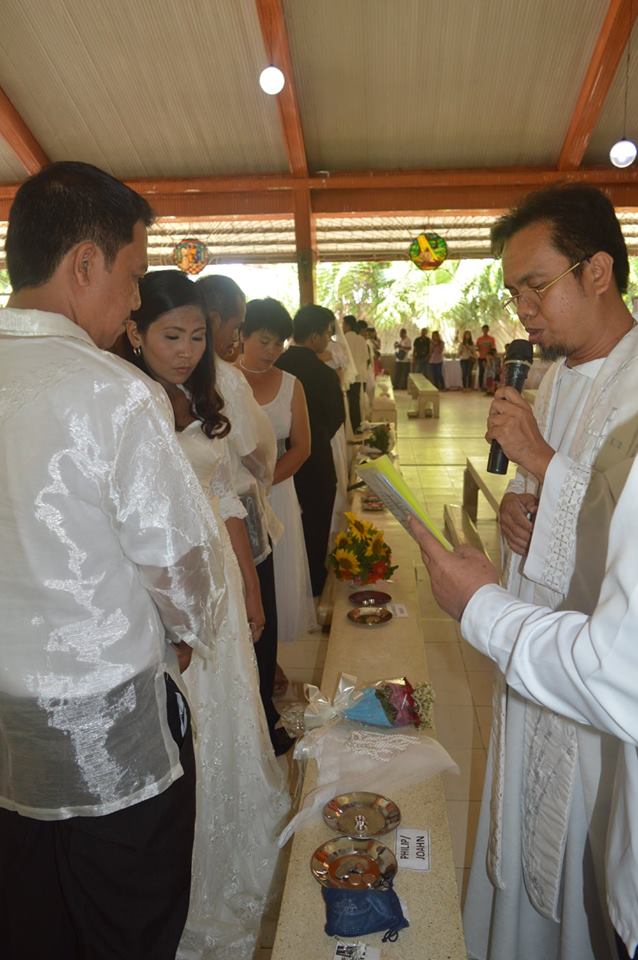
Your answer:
[239,359,271,375]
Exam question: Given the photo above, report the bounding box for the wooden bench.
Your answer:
[463,455,511,523]
[444,503,489,557]
[407,372,440,419]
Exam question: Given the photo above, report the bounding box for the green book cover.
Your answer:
[357,455,453,551]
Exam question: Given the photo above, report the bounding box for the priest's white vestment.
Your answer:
[463,325,638,960]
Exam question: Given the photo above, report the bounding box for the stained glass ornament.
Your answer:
[408,232,448,271]
[172,238,209,275]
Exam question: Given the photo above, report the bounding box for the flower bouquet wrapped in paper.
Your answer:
[329,512,398,585]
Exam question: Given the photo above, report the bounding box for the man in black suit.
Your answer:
[276,305,344,596]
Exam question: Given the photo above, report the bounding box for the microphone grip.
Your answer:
[487,438,509,474]
[486,359,531,475]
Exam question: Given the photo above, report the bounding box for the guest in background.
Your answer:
[197,275,290,754]
[458,329,477,390]
[318,320,354,537]
[476,323,496,390]
[277,305,344,597]
[392,327,412,390]
[413,327,431,377]
[239,298,317,650]
[427,330,446,390]
[357,321,376,409]
[124,271,288,958]
[343,313,368,431]
[483,347,501,395]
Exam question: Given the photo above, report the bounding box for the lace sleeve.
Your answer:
[208,437,247,521]
[110,395,227,657]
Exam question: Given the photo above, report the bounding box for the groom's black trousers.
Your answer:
[0,675,195,960]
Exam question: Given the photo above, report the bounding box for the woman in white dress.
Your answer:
[123,271,288,960]
[237,298,317,647]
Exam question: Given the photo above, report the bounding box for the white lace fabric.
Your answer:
[176,422,290,960]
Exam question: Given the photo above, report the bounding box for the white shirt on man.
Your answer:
[344,329,369,382]
[0,308,228,820]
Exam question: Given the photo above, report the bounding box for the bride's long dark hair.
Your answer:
[120,269,230,439]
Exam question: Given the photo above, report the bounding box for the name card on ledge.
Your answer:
[333,944,381,960]
[395,827,431,871]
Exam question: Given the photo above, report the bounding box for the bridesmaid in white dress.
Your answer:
[237,298,318,646]
[123,271,288,960]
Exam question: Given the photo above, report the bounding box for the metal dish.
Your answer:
[322,791,401,837]
[310,836,398,889]
[348,589,392,607]
[347,606,392,627]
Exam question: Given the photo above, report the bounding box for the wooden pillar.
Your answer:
[293,186,316,306]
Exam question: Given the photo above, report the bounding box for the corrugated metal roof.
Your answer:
[585,18,638,164]
[284,0,608,171]
[1,0,638,265]
[0,138,25,182]
[0,0,288,177]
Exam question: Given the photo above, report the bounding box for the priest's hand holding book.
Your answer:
[408,517,499,621]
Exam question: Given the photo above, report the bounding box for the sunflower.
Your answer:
[333,548,361,577]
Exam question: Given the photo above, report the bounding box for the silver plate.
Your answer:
[310,836,398,889]
[322,791,401,837]
[347,606,392,627]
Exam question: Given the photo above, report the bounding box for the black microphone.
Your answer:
[486,338,534,475]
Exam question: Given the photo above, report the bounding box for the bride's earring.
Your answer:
[133,345,142,357]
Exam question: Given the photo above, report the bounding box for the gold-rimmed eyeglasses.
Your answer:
[501,258,589,317]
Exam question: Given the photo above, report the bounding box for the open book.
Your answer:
[357,455,453,551]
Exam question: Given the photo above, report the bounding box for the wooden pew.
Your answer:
[444,503,489,557]
[407,372,440,419]
[463,456,510,523]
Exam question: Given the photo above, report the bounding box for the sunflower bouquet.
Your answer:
[329,511,398,584]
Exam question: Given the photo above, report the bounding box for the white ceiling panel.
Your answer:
[0,0,289,178]
[284,0,609,171]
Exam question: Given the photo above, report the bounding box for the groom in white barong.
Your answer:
[422,184,638,960]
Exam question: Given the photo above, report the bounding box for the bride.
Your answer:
[123,270,289,960]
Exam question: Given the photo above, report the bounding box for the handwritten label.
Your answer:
[395,827,431,871]
[387,602,408,618]
[332,944,381,960]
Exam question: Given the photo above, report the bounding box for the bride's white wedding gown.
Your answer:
[175,422,289,960]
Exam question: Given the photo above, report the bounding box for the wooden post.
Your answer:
[293,187,315,306]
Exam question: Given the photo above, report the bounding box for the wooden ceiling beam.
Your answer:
[1,166,637,221]
[255,0,308,177]
[1,163,622,200]
[0,87,49,175]
[558,0,638,171]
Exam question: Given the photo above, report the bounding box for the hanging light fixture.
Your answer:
[259,65,285,95]
[610,0,636,167]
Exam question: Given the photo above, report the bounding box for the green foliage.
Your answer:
[315,259,460,331]
[315,261,392,323]
[0,270,10,293]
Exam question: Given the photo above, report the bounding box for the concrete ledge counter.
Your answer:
[270,510,467,960]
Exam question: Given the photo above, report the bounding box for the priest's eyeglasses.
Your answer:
[501,258,589,317]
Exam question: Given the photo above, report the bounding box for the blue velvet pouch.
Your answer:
[322,886,409,938]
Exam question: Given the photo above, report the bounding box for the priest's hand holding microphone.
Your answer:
[411,340,556,620]
[486,340,554,557]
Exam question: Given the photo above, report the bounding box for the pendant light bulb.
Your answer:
[259,66,285,95]
[609,138,637,168]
